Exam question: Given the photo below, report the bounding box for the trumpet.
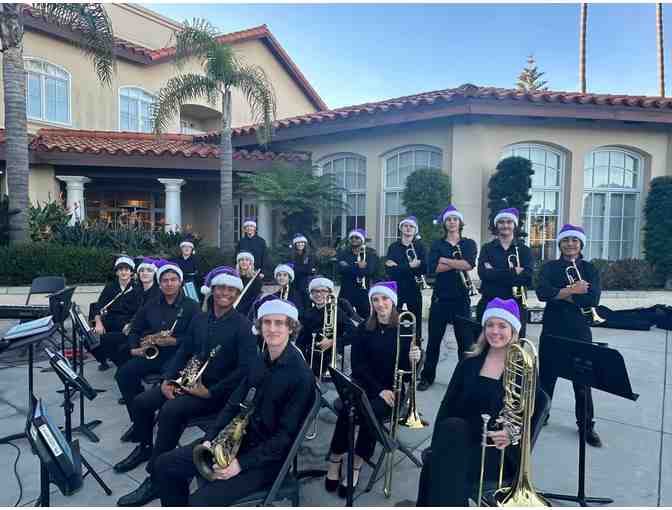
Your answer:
[356,246,367,289]
[565,261,606,325]
[306,291,339,440]
[406,242,430,290]
[140,311,181,360]
[507,245,528,308]
[453,245,478,297]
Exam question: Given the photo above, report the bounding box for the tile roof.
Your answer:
[0,129,310,162]
[217,83,672,139]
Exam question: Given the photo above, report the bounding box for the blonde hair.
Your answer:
[465,323,520,358]
[237,260,255,278]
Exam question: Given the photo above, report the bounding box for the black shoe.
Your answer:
[117,476,159,507]
[325,456,342,493]
[113,444,152,473]
[118,398,126,405]
[120,425,136,443]
[98,361,110,371]
[585,428,603,448]
[543,414,550,427]
[417,379,431,392]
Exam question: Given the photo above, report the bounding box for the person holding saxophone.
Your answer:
[154,299,314,507]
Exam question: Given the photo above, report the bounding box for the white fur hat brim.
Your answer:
[179,241,194,249]
[292,235,308,245]
[157,264,183,282]
[348,230,366,242]
[137,262,156,273]
[398,218,418,231]
[210,273,244,291]
[257,299,298,321]
[274,264,295,281]
[242,220,257,228]
[115,256,136,270]
[236,252,255,264]
[482,308,521,334]
[368,285,398,306]
[443,210,464,223]
[308,277,334,293]
[493,212,518,226]
[557,229,586,246]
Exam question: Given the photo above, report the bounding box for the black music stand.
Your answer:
[0,326,58,445]
[46,348,112,498]
[538,335,639,507]
[40,287,76,373]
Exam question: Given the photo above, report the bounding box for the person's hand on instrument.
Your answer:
[379,389,395,407]
[487,429,512,450]
[409,345,422,364]
[212,459,241,480]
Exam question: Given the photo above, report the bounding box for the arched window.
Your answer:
[501,143,565,263]
[382,145,442,251]
[119,87,155,133]
[319,154,367,245]
[25,58,71,125]
[582,148,642,260]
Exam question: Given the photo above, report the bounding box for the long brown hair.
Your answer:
[365,306,399,331]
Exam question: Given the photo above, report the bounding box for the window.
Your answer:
[85,190,165,231]
[382,146,442,251]
[119,87,155,133]
[583,148,642,260]
[320,155,367,246]
[233,200,258,243]
[25,59,71,125]
[501,143,565,263]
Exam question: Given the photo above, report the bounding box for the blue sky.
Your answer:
[149,3,667,110]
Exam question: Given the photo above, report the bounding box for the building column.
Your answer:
[56,175,90,225]
[158,178,186,232]
[256,200,272,246]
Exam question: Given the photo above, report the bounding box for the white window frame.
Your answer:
[380,145,442,253]
[24,57,72,126]
[582,147,643,260]
[118,86,156,133]
[317,153,367,245]
[500,143,566,262]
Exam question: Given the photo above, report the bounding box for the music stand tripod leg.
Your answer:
[70,323,104,443]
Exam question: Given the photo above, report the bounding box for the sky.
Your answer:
[148,3,668,110]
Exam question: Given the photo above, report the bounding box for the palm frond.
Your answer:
[174,18,219,68]
[33,3,115,86]
[152,73,220,134]
[231,64,277,145]
[204,44,238,83]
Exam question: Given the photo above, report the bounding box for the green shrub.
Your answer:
[643,176,672,285]
[28,198,71,242]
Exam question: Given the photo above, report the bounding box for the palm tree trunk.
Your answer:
[1,4,30,243]
[657,3,665,97]
[219,88,235,253]
[579,3,588,93]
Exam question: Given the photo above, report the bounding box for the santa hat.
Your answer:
[434,205,464,224]
[398,216,419,232]
[493,207,519,226]
[291,234,308,246]
[242,217,257,229]
[482,298,521,333]
[114,256,136,271]
[308,276,334,293]
[557,224,587,247]
[179,234,195,251]
[236,252,255,264]
[368,281,398,306]
[200,266,243,295]
[252,298,299,335]
[274,263,295,282]
[155,259,183,282]
[136,257,157,273]
[348,228,367,242]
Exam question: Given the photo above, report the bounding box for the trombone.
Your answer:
[356,246,367,289]
[565,261,606,325]
[453,244,478,297]
[507,245,528,308]
[406,241,430,290]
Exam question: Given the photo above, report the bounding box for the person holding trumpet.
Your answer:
[113,260,199,435]
[154,299,314,506]
[114,266,257,507]
[537,224,603,447]
[324,281,421,497]
[416,298,544,506]
[336,228,379,320]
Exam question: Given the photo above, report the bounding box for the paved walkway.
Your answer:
[0,317,670,507]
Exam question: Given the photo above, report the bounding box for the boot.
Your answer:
[117,476,159,507]
[113,444,152,473]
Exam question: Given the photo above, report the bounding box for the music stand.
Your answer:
[538,335,639,507]
[40,287,77,373]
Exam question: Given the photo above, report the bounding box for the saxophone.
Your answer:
[167,345,221,392]
[193,388,256,481]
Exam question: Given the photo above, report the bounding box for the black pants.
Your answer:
[130,385,223,475]
[421,297,471,384]
[476,296,527,338]
[90,315,128,364]
[329,395,390,461]
[343,287,370,321]
[416,417,513,507]
[398,288,423,343]
[539,334,595,428]
[155,444,280,506]
[114,350,175,419]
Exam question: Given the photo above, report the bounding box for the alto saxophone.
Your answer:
[167,345,221,392]
[140,308,183,360]
[193,388,256,481]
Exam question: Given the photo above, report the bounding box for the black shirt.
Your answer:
[205,342,314,471]
[162,308,258,402]
[172,255,199,282]
[295,299,358,355]
[336,247,379,296]
[351,321,411,397]
[134,282,161,309]
[477,239,534,301]
[428,237,478,302]
[291,251,316,294]
[536,257,601,342]
[236,274,263,318]
[95,280,139,323]
[127,292,199,350]
[385,239,428,300]
[237,235,268,272]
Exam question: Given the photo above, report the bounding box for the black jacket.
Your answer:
[477,239,534,300]
[127,292,199,350]
[291,251,316,295]
[94,280,139,322]
[385,240,427,301]
[295,299,358,355]
[536,257,601,342]
[162,309,257,402]
[205,342,314,471]
[172,255,199,282]
[237,235,268,272]
[336,247,379,298]
[428,237,477,302]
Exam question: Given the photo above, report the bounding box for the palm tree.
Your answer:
[0,3,115,243]
[579,3,588,93]
[657,3,665,97]
[152,19,277,253]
